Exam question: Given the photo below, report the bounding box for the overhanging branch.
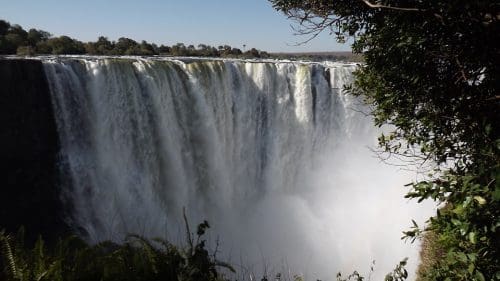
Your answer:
[361,0,422,11]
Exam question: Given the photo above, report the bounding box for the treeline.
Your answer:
[0,20,270,58]
[272,52,363,62]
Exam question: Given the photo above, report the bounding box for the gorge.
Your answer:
[0,56,432,280]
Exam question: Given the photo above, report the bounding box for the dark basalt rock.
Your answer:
[0,58,68,243]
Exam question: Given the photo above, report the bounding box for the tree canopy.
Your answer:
[270,0,499,280]
[0,19,270,58]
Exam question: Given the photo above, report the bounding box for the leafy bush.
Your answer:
[270,1,500,279]
[16,46,35,56]
[0,220,233,281]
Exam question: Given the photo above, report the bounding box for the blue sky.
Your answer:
[0,0,351,52]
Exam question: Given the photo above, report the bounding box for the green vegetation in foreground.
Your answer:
[1,226,416,281]
[0,219,235,281]
[270,0,499,280]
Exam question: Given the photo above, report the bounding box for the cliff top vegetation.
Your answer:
[0,19,269,58]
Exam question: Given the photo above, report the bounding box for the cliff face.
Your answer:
[0,58,67,242]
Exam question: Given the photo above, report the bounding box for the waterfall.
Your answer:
[42,57,432,280]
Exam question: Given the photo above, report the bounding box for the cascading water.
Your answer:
[42,57,432,280]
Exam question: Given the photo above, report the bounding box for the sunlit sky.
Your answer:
[0,0,351,53]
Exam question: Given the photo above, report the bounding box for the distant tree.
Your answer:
[8,24,28,39]
[83,42,97,55]
[245,48,260,58]
[197,43,208,56]
[219,45,232,57]
[4,33,26,53]
[0,23,28,54]
[230,48,242,56]
[0,20,10,36]
[27,28,51,46]
[139,40,156,55]
[151,43,159,54]
[260,51,270,59]
[114,37,138,54]
[35,40,53,54]
[187,44,196,56]
[158,44,171,54]
[0,18,273,58]
[171,43,187,56]
[16,45,35,56]
[0,37,8,54]
[90,36,114,55]
[196,44,219,57]
[210,46,219,57]
[46,36,85,54]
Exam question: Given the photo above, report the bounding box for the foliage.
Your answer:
[270,0,500,280]
[384,259,409,281]
[0,19,269,58]
[414,228,445,281]
[16,46,35,56]
[333,259,409,281]
[45,36,86,55]
[0,221,233,281]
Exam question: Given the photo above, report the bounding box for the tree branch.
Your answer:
[485,95,500,101]
[361,0,422,11]
[182,207,193,254]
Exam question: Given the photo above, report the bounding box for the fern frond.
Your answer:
[126,234,159,273]
[15,227,25,252]
[33,235,46,278]
[36,259,62,281]
[215,260,236,273]
[152,237,169,248]
[0,230,20,280]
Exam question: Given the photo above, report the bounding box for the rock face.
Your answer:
[0,59,67,242]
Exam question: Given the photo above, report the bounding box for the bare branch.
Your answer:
[361,0,422,12]
[182,207,193,253]
[485,95,500,101]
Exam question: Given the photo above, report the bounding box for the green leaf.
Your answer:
[469,232,477,244]
[473,196,486,205]
[485,124,492,135]
[456,252,468,263]
[452,204,464,215]
[475,271,485,281]
[492,185,500,201]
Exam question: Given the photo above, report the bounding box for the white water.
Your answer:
[43,57,433,280]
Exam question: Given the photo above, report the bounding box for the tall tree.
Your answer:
[114,37,139,54]
[46,36,85,54]
[27,28,51,46]
[270,1,499,280]
[0,20,10,36]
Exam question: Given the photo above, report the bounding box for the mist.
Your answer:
[44,57,435,281]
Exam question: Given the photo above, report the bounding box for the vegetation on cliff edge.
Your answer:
[0,19,268,58]
[0,220,234,281]
[270,0,499,280]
